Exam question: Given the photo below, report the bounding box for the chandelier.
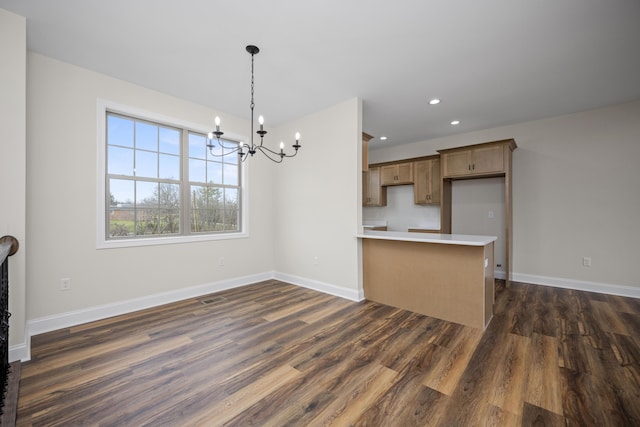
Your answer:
[206,45,301,163]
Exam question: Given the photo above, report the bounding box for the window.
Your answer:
[99,102,246,248]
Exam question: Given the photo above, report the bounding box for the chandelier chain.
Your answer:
[250,53,255,110]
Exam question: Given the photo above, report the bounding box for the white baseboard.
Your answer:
[26,271,274,342]
[21,271,362,362]
[274,272,364,302]
[18,270,637,362]
[9,341,29,363]
[511,272,640,299]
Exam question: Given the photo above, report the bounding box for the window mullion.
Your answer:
[180,128,190,235]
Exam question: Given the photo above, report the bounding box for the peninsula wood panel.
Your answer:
[362,238,494,329]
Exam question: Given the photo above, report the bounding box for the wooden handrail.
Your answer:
[0,236,19,265]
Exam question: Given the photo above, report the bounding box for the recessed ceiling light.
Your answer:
[450,120,461,125]
[429,98,441,105]
[380,136,388,140]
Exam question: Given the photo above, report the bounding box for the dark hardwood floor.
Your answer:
[15,279,640,426]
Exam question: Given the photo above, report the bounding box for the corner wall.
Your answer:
[369,100,640,293]
[0,9,27,360]
[273,98,363,300]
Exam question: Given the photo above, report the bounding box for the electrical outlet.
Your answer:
[60,278,71,291]
[582,257,592,267]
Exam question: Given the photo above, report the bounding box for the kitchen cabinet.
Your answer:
[413,158,440,204]
[438,138,517,286]
[363,166,386,206]
[380,162,413,186]
[362,132,373,172]
[440,141,515,178]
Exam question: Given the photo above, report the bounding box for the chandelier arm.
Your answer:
[208,145,241,157]
[217,139,239,150]
[255,146,285,163]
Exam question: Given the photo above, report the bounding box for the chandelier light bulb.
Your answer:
[279,141,285,150]
[258,115,264,125]
[214,116,221,126]
[295,132,300,141]
[207,131,214,139]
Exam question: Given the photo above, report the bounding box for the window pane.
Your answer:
[136,209,158,235]
[207,161,223,184]
[190,185,225,233]
[108,115,134,147]
[158,209,180,234]
[136,181,157,206]
[135,150,158,178]
[108,179,135,238]
[136,121,158,151]
[109,179,134,205]
[223,163,238,186]
[189,133,207,160]
[158,183,180,210]
[223,209,239,230]
[189,158,206,183]
[108,146,134,176]
[159,154,180,180]
[224,188,238,207]
[159,127,180,155]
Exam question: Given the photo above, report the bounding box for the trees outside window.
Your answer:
[106,112,241,240]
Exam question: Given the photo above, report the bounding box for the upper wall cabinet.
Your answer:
[380,162,414,186]
[439,139,517,178]
[414,157,440,204]
[362,132,373,172]
[363,166,386,207]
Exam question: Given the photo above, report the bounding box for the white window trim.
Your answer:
[96,99,249,249]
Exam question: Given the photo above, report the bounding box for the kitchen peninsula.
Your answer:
[357,230,496,329]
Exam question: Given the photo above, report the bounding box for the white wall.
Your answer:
[369,100,640,291]
[364,186,440,231]
[26,53,276,322]
[452,177,506,276]
[273,98,362,298]
[0,9,27,357]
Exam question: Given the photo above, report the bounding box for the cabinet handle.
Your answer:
[472,164,475,170]
[468,164,471,171]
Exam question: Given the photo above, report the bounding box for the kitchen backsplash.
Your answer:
[363,185,440,232]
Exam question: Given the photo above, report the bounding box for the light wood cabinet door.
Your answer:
[380,162,414,186]
[363,167,386,206]
[362,132,373,172]
[471,145,504,175]
[414,159,441,204]
[441,145,504,178]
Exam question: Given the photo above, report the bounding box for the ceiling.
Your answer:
[2,0,640,148]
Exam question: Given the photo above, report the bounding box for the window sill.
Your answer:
[96,231,249,249]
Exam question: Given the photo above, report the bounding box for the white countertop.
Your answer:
[357,230,497,246]
[362,220,387,229]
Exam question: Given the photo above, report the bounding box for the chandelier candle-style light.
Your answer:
[206,45,301,163]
